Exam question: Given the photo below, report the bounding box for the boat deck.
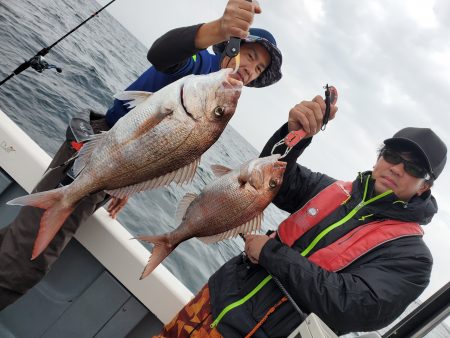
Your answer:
[0,168,163,337]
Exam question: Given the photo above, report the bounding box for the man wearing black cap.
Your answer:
[218,109,446,336]
[380,127,447,185]
[0,0,283,311]
[152,93,447,336]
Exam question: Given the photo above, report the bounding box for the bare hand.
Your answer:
[244,234,270,264]
[195,0,261,49]
[219,0,262,40]
[288,95,338,138]
[107,196,129,219]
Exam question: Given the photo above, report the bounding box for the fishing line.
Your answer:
[239,234,308,321]
[0,0,118,87]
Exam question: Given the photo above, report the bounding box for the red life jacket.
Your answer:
[210,180,425,332]
[277,181,423,272]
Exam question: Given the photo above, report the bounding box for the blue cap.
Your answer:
[213,28,283,88]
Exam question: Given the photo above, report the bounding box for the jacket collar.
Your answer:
[351,171,437,225]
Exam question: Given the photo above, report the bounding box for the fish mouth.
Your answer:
[226,74,244,89]
[229,71,245,85]
[180,84,194,119]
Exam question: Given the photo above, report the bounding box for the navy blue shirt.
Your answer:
[105,50,221,127]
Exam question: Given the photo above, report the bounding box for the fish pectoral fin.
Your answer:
[197,213,264,244]
[114,90,153,109]
[211,164,232,177]
[105,158,200,198]
[72,132,106,177]
[175,193,198,223]
[132,106,174,139]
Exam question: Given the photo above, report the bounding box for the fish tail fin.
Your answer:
[7,187,65,209]
[135,234,175,279]
[33,203,74,259]
[8,188,74,260]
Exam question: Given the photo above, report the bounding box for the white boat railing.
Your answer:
[0,108,193,323]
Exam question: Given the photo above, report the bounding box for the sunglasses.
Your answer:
[381,149,430,179]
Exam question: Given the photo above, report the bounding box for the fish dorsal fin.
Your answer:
[211,164,232,177]
[105,158,201,198]
[175,193,198,223]
[197,213,264,244]
[114,90,153,109]
[72,132,107,177]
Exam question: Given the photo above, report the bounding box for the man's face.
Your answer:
[372,150,431,201]
[221,42,271,85]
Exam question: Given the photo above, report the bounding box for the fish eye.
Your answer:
[269,179,278,188]
[214,106,225,117]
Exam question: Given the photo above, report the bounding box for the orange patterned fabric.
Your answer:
[153,284,223,338]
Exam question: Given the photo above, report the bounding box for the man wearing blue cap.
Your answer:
[104,12,282,129]
[105,1,283,216]
[0,0,283,310]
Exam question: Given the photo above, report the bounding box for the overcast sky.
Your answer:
[97,0,449,302]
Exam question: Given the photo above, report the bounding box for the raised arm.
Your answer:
[147,0,261,72]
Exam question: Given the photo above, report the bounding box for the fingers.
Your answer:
[253,0,262,14]
[107,197,119,213]
[288,101,323,136]
[221,0,261,40]
[288,95,339,137]
[108,196,129,219]
[314,94,338,121]
[328,104,339,121]
[244,235,257,264]
[244,234,270,264]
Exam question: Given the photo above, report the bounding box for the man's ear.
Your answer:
[417,182,431,196]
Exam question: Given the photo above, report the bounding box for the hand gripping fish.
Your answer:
[8,68,243,259]
[136,154,287,279]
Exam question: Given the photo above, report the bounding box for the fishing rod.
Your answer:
[0,0,118,87]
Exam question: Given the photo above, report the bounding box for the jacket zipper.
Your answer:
[301,176,392,256]
[210,275,273,328]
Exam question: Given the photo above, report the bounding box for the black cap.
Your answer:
[213,28,282,88]
[384,127,447,179]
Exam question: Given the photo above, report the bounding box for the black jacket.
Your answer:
[209,124,436,337]
[147,24,203,73]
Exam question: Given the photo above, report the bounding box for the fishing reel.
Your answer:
[29,55,62,73]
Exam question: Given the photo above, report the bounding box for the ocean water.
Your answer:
[0,0,288,293]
